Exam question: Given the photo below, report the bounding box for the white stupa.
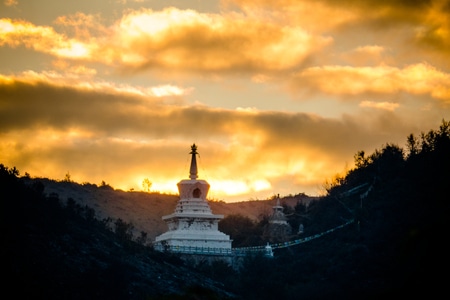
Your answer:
[269,197,289,225]
[154,144,232,254]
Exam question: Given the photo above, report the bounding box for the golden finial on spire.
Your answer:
[190,143,197,155]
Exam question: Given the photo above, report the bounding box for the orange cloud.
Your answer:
[339,45,387,66]
[0,71,192,98]
[4,0,17,7]
[291,63,450,102]
[112,7,332,72]
[1,5,332,74]
[226,0,450,67]
[359,101,399,111]
[223,0,359,32]
[0,18,96,59]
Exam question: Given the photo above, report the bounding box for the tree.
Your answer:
[114,218,134,241]
[100,180,113,190]
[142,178,152,192]
[63,172,72,182]
[406,133,419,158]
[354,150,368,168]
[219,214,262,247]
[136,231,148,245]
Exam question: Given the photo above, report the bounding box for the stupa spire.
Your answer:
[189,143,198,179]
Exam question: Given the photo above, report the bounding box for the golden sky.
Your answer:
[1,0,449,202]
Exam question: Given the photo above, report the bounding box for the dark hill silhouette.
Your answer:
[1,165,237,299]
[2,119,449,299]
[26,177,315,241]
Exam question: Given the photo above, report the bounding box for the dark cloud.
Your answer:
[0,77,420,154]
[0,80,150,133]
[324,0,450,59]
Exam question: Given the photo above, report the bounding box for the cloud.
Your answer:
[111,7,332,73]
[0,18,97,59]
[339,45,387,66]
[0,72,196,136]
[226,0,450,66]
[1,71,423,198]
[3,0,18,7]
[3,1,448,82]
[2,1,449,75]
[0,6,332,74]
[223,0,359,31]
[290,63,450,103]
[359,100,399,111]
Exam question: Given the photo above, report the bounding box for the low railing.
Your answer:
[153,219,354,258]
[154,244,233,255]
[153,243,274,257]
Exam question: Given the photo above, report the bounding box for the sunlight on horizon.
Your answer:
[128,177,273,200]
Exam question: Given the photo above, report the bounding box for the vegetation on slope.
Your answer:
[209,119,450,299]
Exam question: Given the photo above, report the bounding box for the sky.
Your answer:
[1,0,449,202]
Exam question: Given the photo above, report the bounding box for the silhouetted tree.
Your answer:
[406,133,420,158]
[114,218,134,241]
[100,180,113,190]
[63,172,72,182]
[142,178,152,192]
[219,214,262,247]
[354,150,369,168]
[84,205,96,222]
[136,231,148,245]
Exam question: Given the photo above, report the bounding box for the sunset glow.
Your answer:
[1,0,449,202]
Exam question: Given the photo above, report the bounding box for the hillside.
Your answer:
[30,177,315,241]
[2,170,237,299]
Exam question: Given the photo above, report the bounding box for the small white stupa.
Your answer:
[263,195,292,243]
[154,144,232,254]
[269,197,289,225]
